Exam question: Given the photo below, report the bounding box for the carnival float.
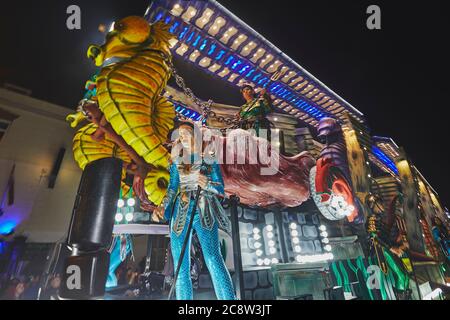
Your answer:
[55,0,449,300]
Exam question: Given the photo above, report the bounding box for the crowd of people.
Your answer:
[0,274,61,300]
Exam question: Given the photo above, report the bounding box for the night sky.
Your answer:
[0,1,448,206]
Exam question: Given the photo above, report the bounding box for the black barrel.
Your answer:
[67,158,122,251]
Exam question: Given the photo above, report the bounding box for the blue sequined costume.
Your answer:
[163,154,236,300]
[106,235,132,288]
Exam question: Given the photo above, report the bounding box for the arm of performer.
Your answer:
[199,162,225,197]
[258,89,273,115]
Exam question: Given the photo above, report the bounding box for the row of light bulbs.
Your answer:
[117,198,136,208]
[253,225,279,266]
[291,223,333,263]
[115,212,134,223]
[319,224,332,253]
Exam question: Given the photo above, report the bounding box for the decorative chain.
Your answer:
[163,55,241,128]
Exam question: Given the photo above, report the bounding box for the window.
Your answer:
[0,107,18,142]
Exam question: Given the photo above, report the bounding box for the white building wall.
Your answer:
[0,88,81,242]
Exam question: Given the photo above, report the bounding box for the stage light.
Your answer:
[125,213,134,222]
[117,199,125,208]
[127,198,136,207]
[115,213,124,223]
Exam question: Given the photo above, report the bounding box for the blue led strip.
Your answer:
[154,11,164,22]
[173,103,203,122]
[371,146,399,175]
[170,21,180,34]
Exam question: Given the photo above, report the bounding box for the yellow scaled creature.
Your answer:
[67,16,176,206]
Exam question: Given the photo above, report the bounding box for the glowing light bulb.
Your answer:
[127,198,136,207]
[267,232,274,239]
[117,199,125,208]
[268,240,275,247]
[125,213,134,222]
[324,245,332,252]
[256,259,264,266]
[266,225,274,232]
[292,237,300,244]
[320,232,328,238]
[254,242,262,249]
[294,245,302,253]
[289,223,297,230]
[253,227,260,234]
[291,230,299,237]
[115,213,124,223]
[319,225,327,232]
[256,250,263,257]
[264,258,271,266]
[269,248,277,255]
[271,258,279,264]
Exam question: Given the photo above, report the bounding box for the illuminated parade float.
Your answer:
[1,0,449,301]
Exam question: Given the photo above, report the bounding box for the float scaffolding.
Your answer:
[59,0,449,300]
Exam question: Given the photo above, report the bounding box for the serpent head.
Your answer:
[87,16,174,66]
